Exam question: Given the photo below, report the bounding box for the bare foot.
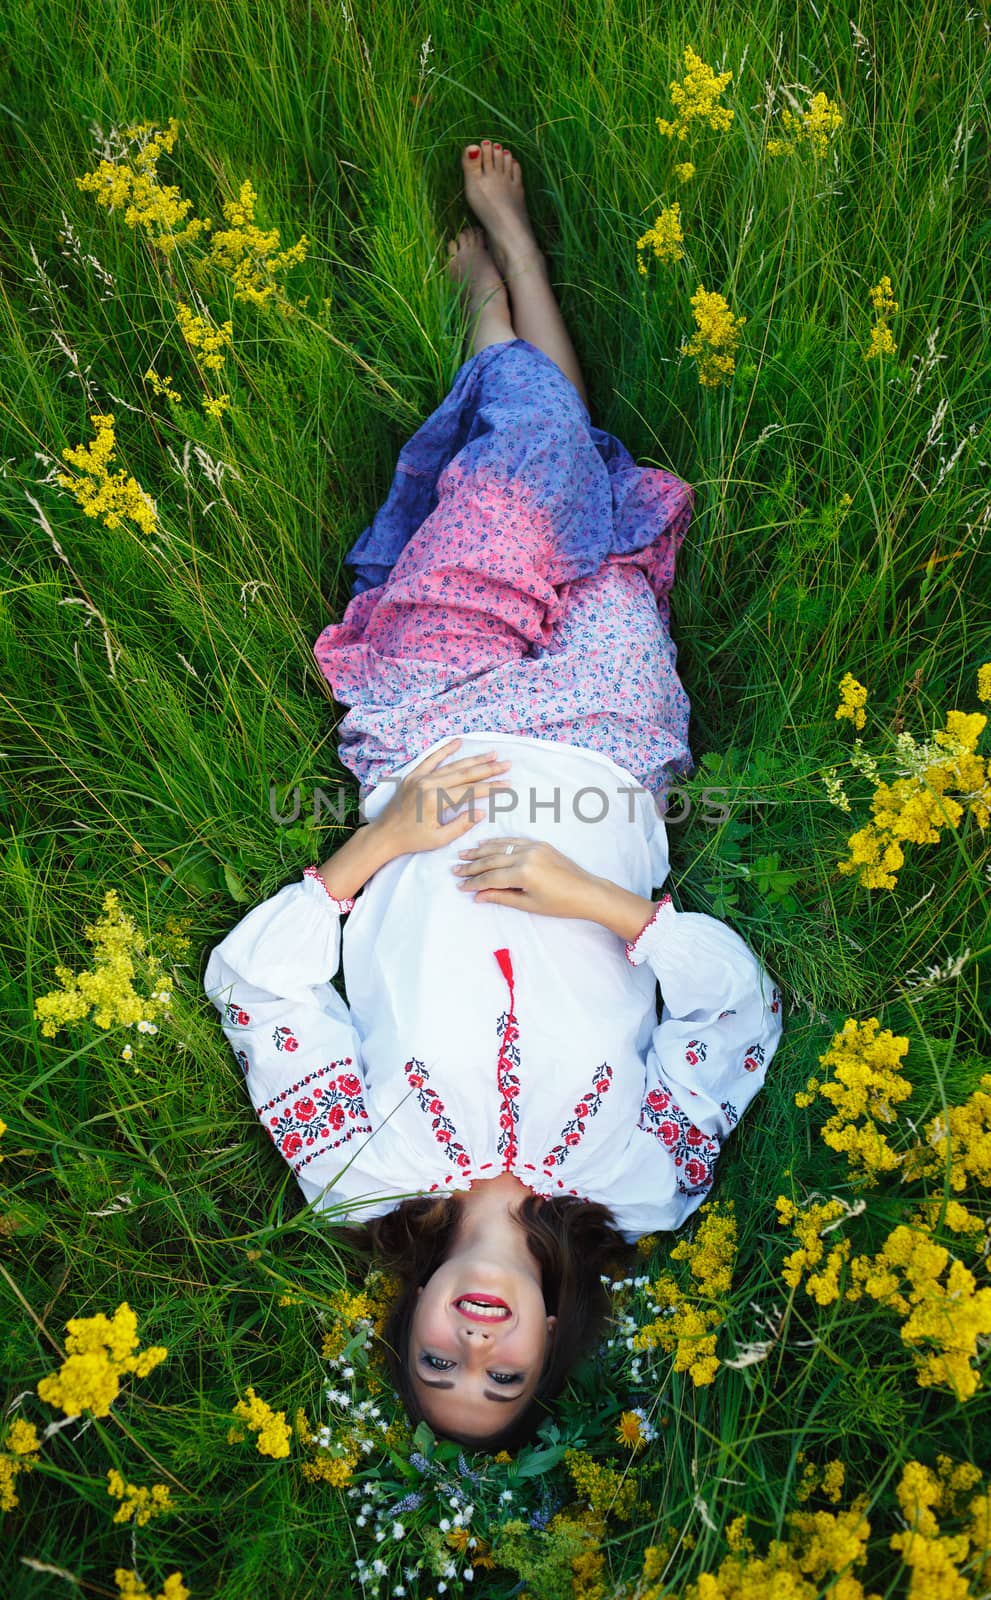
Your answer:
[446,225,515,352]
[461,141,543,278]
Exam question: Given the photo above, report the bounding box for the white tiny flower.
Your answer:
[437,1586,446,1595]
[342,1366,354,1378]
[121,1044,133,1061]
[392,1522,405,1539]
[439,1517,451,1532]
[500,1489,514,1503]
[374,1530,384,1543]
[361,1502,373,1515]
[361,1439,374,1453]
[372,1558,387,1577]
[356,1516,367,1528]
[464,1572,474,1584]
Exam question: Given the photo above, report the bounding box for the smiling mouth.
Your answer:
[454,1295,511,1322]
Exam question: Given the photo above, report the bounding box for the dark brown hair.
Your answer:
[349,1192,634,1452]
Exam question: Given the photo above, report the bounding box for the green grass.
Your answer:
[1,0,989,1595]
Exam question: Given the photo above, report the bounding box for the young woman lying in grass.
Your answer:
[205,139,783,1451]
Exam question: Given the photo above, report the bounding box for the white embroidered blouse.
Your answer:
[203,731,783,1242]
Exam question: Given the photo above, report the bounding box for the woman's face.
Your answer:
[408,1254,557,1440]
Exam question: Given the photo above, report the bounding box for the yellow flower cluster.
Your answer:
[838,687,990,888]
[767,92,844,158]
[56,413,158,537]
[846,1224,991,1400]
[115,1571,189,1600]
[794,1016,913,1185]
[978,662,991,702]
[889,1458,991,1596]
[796,1455,846,1505]
[865,274,899,360]
[75,119,211,255]
[775,1196,853,1306]
[34,888,185,1039]
[903,1073,991,1193]
[656,46,734,141]
[106,1467,175,1525]
[681,284,747,388]
[632,1203,737,1383]
[677,1499,875,1599]
[835,671,868,731]
[228,1385,292,1458]
[564,1449,637,1521]
[36,1302,167,1419]
[175,301,232,371]
[195,178,309,310]
[0,1417,41,1511]
[145,368,183,405]
[636,203,685,274]
[0,1113,6,1160]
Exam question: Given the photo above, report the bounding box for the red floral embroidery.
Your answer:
[542,1063,613,1168]
[770,986,782,1015]
[743,1042,766,1073]
[405,1059,471,1169]
[273,1026,299,1053]
[684,1039,708,1066]
[255,1059,370,1175]
[235,1048,250,1077]
[493,948,521,1170]
[639,1082,720,1197]
[224,1002,251,1026]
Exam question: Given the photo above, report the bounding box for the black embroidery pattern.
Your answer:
[405,1059,472,1170]
[256,1061,370,1175]
[639,1083,721,1197]
[541,1063,614,1168]
[742,1042,766,1073]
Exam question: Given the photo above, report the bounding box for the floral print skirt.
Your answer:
[314,336,695,794]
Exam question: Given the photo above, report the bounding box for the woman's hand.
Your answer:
[373,738,513,857]
[451,835,602,920]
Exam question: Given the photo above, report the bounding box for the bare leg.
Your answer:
[459,140,590,413]
[446,225,516,356]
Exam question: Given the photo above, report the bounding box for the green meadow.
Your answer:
[1,0,989,1595]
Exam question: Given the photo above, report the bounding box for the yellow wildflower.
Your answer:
[144,368,183,405]
[494,1449,513,1463]
[565,1448,637,1520]
[37,1302,167,1419]
[199,178,309,309]
[34,889,175,1039]
[848,1225,991,1400]
[201,393,231,421]
[835,672,868,731]
[175,300,232,372]
[106,1467,175,1526]
[0,1417,41,1511]
[229,1385,292,1458]
[767,92,843,159]
[616,1410,647,1451]
[633,1204,737,1381]
[656,47,734,141]
[300,1451,356,1487]
[903,1074,991,1193]
[636,202,685,274]
[776,1195,852,1303]
[114,1570,190,1600]
[977,663,991,703]
[76,118,211,256]
[681,284,746,388]
[0,1114,5,1159]
[865,275,899,361]
[796,1017,912,1185]
[56,413,158,537]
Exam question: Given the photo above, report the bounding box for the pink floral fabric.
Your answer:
[314,337,695,795]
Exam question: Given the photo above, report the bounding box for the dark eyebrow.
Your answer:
[417,1377,521,1403]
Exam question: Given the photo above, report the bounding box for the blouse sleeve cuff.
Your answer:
[303,864,356,913]
[625,895,675,966]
